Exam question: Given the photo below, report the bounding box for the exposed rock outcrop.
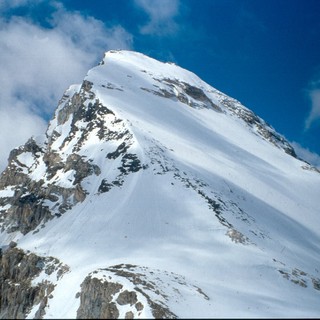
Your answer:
[77,277,123,319]
[220,97,296,157]
[0,75,140,235]
[142,77,222,111]
[0,139,91,234]
[76,263,211,319]
[0,243,69,319]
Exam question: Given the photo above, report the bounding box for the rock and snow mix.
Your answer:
[0,50,319,318]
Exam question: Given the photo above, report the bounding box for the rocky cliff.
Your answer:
[0,241,69,319]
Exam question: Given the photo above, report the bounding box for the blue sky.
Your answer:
[0,0,320,169]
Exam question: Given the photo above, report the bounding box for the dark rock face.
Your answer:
[77,277,123,319]
[116,290,138,306]
[0,245,69,319]
[0,141,52,235]
[0,138,91,234]
[142,77,222,111]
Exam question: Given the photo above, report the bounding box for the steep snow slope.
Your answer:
[0,50,320,318]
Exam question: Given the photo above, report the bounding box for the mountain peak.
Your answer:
[87,49,297,158]
[0,50,319,318]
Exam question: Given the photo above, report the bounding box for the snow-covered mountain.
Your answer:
[0,50,319,319]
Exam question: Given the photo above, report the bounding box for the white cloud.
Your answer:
[0,105,48,167]
[134,0,180,35]
[291,141,320,169]
[305,87,320,130]
[0,1,133,172]
[0,0,43,10]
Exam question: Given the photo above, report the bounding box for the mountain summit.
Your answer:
[0,50,319,318]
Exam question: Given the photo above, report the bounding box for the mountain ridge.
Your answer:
[0,50,319,318]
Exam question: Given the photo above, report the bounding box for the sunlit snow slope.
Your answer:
[0,50,320,319]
